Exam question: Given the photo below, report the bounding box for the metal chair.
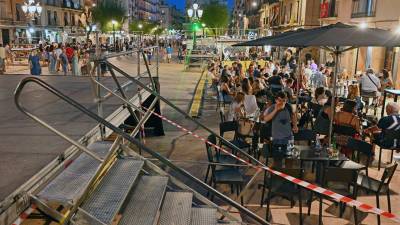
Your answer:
[333,124,358,137]
[308,167,358,225]
[218,107,225,123]
[356,163,398,225]
[205,135,245,204]
[204,134,238,184]
[339,138,373,176]
[294,129,316,145]
[376,129,400,170]
[219,121,250,155]
[261,168,305,224]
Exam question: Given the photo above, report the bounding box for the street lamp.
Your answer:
[111,19,117,52]
[202,23,206,38]
[21,0,42,20]
[187,3,203,49]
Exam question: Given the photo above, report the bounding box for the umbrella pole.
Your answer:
[295,48,302,113]
[328,46,340,146]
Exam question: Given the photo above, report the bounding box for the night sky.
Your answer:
[167,0,234,12]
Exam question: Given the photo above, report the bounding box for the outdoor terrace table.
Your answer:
[381,89,400,117]
[291,145,348,184]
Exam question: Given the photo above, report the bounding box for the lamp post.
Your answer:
[111,19,117,52]
[187,3,203,50]
[202,23,206,38]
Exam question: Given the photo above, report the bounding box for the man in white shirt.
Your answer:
[0,44,6,73]
[359,68,381,95]
[303,64,313,87]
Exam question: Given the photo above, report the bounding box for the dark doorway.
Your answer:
[1,29,10,45]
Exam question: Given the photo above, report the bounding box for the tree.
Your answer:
[200,3,229,37]
[92,0,126,32]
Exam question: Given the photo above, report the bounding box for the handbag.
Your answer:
[237,118,255,136]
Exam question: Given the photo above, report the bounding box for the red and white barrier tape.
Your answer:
[12,204,37,225]
[139,104,400,223]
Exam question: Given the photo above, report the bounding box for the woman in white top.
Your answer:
[227,92,245,121]
[241,78,259,116]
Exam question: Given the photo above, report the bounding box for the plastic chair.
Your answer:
[356,163,398,225]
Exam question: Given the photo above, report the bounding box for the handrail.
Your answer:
[13,81,103,162]
[14,77,269,225]
[99,46,159,60]
[105,61,266,167]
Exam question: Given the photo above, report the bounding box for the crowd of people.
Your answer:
[0,37,186,76]
[208,48,398,166]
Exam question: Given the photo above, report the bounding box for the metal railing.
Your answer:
[14,76,269,225]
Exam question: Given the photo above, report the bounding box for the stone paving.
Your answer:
[143,64,400,225]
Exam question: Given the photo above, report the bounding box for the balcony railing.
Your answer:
[351,0,376,18]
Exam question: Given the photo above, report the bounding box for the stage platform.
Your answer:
[0,75,150,201]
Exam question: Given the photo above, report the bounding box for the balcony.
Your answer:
[351,0,376,18]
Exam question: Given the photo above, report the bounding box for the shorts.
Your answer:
[167,54,172,59]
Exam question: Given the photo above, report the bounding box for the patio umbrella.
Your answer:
[234,22,400,145]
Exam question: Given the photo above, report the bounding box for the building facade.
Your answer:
[319,0,400,87]
[160,4,184,29]
[132,0,160,22]
[0,0,86,44]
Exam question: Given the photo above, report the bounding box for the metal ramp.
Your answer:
[118,176,168,225]
[76,159,143,224]
[158,192,193,225]
[36,141,112,204]
[190,208,217,225]
[11,47,267,225]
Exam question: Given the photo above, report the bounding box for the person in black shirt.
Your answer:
[365,102,400,149]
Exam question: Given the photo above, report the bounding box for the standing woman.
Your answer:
[49,45,56,73]
[72,49,80,76]
[381,69,393,90]
[28,49,41,75]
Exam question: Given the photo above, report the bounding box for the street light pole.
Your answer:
[187,3,203,50]
[111,20,117,52]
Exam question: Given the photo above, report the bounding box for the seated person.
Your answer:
[347,81,363,111]
[284,78,294,101]
[365,102,400,150]
[220,75,234,102]
[334,100,361,133]
[227,92,245,121]
[267,69,283,94]
[260,91,298,167]
[334,100,361,156]
[312,87,327,105]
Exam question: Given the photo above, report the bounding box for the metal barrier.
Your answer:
[14,76,269,225]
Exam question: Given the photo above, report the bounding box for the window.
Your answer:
[16,4,22,21]
[54,11,57,25]
[47,10,52,25]
[320,0,337,18]
[64,12,68,25]
[352,0,376,17]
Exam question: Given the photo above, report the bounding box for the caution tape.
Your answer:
[137,103,400,223]
[12,204,37,225]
